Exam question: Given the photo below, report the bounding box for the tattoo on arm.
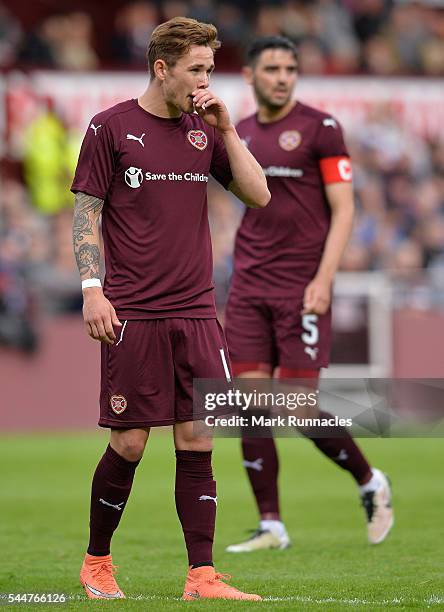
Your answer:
[73,192,104,279]
[73,192,104,246]
[75,243,100,278]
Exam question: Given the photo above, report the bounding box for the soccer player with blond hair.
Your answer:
[71,17,269,601]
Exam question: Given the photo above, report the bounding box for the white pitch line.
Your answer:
[66,593,444,606]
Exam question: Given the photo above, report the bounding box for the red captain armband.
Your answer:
[319,156,353,184]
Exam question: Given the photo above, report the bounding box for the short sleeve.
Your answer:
[315,117,352,184]
[71,118,116,199]
[315,116,349,160]
[210,131,233,189]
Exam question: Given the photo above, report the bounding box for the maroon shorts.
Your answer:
[224,295,331,373]
[100,318,232,428]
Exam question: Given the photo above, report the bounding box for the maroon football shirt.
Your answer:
[230,101,352,298]
[72,99,232,318]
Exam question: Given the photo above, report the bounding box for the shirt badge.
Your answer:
[279,130,301,151]
[187,130,208,150]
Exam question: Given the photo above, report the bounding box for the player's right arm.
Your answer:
[72,191,121,345]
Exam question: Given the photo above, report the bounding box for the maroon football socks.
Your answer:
[175,450,216,567]
[241,412,372,519]
[87,444,140,556]
[306,410,372,484]
[241,437,281,519]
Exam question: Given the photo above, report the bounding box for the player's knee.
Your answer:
[175,428,213,452]
[125,443,146,461]
[185,437,213,452]
[111,431,148,461]
[118,440,146,461]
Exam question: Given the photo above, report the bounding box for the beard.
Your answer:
[255,86,292,110]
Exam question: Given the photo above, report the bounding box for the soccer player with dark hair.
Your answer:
[225,36,394,553]
[71,17,269,601]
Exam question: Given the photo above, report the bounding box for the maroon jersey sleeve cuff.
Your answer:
[70,183,107,199]
[210,131,233,189]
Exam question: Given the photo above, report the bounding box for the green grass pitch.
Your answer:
[1,432,443,610]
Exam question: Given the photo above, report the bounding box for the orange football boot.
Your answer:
[182,565,262,601]
[80,553,125,600]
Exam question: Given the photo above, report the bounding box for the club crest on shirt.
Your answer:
[110,395,127,415]
[279,130,301,151]
[187,130,208,150]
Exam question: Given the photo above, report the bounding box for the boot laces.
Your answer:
[247,528,266,540]
[208,572,232,585]
[211,573,240,593]
[362,491,375,521]
[91,561,119,591]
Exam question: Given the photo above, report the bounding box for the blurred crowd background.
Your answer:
[0,0,443,355]
[1,0,444,74]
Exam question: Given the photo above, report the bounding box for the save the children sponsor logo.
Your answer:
[124,166,208,187]
[124,167,144,188]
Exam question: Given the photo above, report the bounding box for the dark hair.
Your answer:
[246,36,298,66]
[148,17,221,78]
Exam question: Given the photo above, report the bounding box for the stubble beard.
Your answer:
[255,86,291,112]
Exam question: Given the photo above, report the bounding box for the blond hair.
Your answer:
[148,17,221,78]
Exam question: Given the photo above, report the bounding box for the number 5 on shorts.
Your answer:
[301,314,319,345]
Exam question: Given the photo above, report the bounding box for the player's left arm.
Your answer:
[224,131,270,209]
[303,182,354,316]
[303,117,354,315]
[193,88,270,208]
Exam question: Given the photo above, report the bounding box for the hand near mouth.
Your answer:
[192,88,233,133]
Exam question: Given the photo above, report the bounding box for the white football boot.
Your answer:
[226,521,290,553]
[361,468,394,544]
